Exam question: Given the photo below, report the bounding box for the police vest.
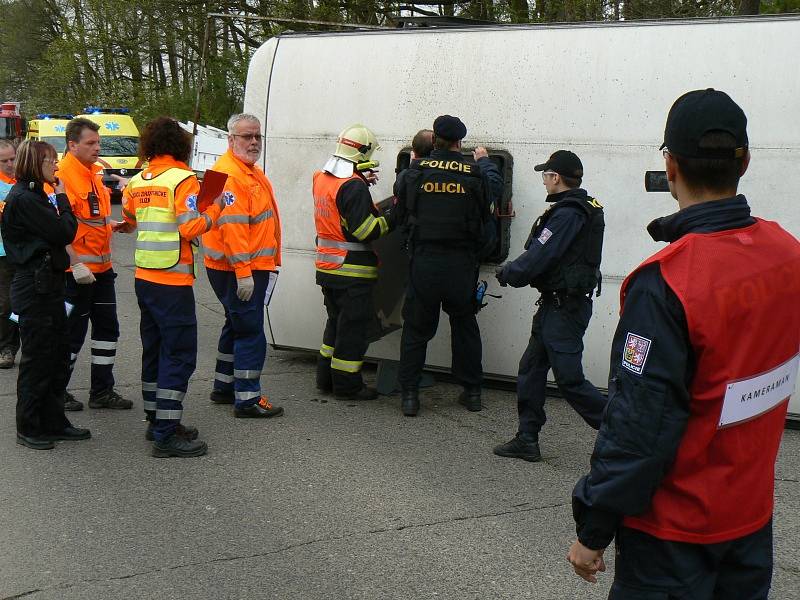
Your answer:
[127,167,195,270]
[621,218,800,544]
[312,171,378,280]
[406,157,485,245]
[531,193,604,295]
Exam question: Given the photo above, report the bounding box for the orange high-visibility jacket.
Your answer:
[202,150,282,278]
[58,151,113,273]
[122,155,221,286]
[0,173,14,185]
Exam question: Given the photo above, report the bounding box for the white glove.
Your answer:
[236,276,255,301]
[71,262,96,285]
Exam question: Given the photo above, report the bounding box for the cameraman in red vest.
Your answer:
[568,89,800,598]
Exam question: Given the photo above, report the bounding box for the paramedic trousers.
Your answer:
[207,268,270,409]
[517,294,605,436]
[65,269,119,394]
[135,279,197,441]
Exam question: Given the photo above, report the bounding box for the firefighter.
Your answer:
[119,117,224,457]
[569,89,800,597]
[0,140,20,369]
[313,124,395,400]
[202,113,284,419]
[58,117,131,411]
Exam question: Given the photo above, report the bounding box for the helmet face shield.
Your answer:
[333,124,379,163]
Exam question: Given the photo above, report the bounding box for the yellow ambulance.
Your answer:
[26,114,74,158]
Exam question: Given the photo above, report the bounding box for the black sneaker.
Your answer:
[335,386,379,401]
[43,426,91,441]
[145,423,199,441]
[88,389,133,410]
[234,397,285,419]
[458,388,482,412]
[210,389,235,404]
[493,434,542,462]
[63,392,84,412]
[152,434,208,458]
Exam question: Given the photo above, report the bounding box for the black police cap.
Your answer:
[534,150,584,179]
[433,115,467,142]
[661,89,748,159]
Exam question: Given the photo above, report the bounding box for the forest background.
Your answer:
[1,0,798,129]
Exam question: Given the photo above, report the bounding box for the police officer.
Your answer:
[313,124,395,400]
[203,113,284,419]
[395,115,502,417]
[568,89,800,597]
[120,117,224,457]
[59,117,131,411]
[493,150,605,461]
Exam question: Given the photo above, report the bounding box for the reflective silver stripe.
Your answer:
[226,248,277,264]
[143,400,157,411]
[77,254,112,263]
[218,214,250,226]
[91,356,115,365]
[251,247,276,258]
[250,209,273,224]
[234,369,261,379]
[77,217,106,226]
[176,211,201,225]
[165,263,193,274]
[319,344,334,358]
[70,353,78,361]
[316,252,345,265]
[318,238,369,251]
[156,389,185,401]
[228,252,250,263]
[155,409,183,420]
[217,353,234,362]
[235,391,261,401]
[136,241,180,251]
[91,340,117,350]
[202,213,211,230]
[352,214,377,240]
[204,247,225,260]
[142,381,157,392]
[214,372,234,383]
[138,221,178,232]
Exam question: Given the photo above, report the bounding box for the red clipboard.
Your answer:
[197,169,228,212]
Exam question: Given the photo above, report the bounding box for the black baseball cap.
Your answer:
[660,89,748,159]
[534,150,583,178]
[433,115,467,141]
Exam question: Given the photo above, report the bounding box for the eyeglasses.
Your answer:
[541,171,558,179]
[43,158,58,165]
[231,134,263,143]
[662,148,672,159]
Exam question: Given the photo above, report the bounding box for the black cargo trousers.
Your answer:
[399,246,482,391]
[12,269,71,437]
[516,293,606,435]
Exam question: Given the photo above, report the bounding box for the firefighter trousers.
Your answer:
[0,256,20,356]
[517,295,606,436]
[64,269,119,395]
[399,249,482,390]
[135,279,197,441]
[12,271,71,437]
[316,283,374,395]
[207,268,269,408]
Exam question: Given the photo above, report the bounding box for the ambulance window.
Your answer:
[395,149,513,263]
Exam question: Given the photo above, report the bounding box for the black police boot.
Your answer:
[145,422,199,441]
[493,433,541,462]
[335,386,379,401]
[458,387,482,412]
[16,432,55,450]
[401,388,420,417]
[151,434,208,458]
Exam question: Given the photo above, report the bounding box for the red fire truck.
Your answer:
[0,102,26,144]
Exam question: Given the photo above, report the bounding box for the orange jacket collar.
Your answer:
[59,151,103,177]
[142,155,192,178]
[217,150,269,186]
[0,172,15,185]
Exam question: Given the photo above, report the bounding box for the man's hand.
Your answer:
[54,178,66,195]
[567,540,606,583]
[236,276,255,301]
[108,174,130,191]
[473,146,489,161]
[364,170,380,186]
[71,262,96,285]
[494,263,507,287]
[110,220,134,233]
[212,192,225,210]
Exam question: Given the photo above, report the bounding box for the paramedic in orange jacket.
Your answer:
[59,117,131,411]
[202,113,284,419]
[119,117,224,458]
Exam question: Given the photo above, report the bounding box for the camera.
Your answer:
[645,171,669,193]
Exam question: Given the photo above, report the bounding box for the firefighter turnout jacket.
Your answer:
[202,150,281,277]
[58,151,113,273]
[313,170,389,286]
[122,155,221,286]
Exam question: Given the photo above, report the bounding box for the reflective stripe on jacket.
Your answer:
[123,155,220,286]
[201,150,282,277]
[58,152,113,273]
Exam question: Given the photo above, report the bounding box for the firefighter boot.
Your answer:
[401,388,419,417]
[458,387,482,412]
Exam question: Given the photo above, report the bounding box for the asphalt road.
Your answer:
[1,207,798,599]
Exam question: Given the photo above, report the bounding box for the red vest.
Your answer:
[621,218,800,544]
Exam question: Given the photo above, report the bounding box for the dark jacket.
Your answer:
[572,195,756,550]
[1,180,77,271]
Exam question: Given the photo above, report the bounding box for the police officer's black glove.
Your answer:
[494,263,507,287]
